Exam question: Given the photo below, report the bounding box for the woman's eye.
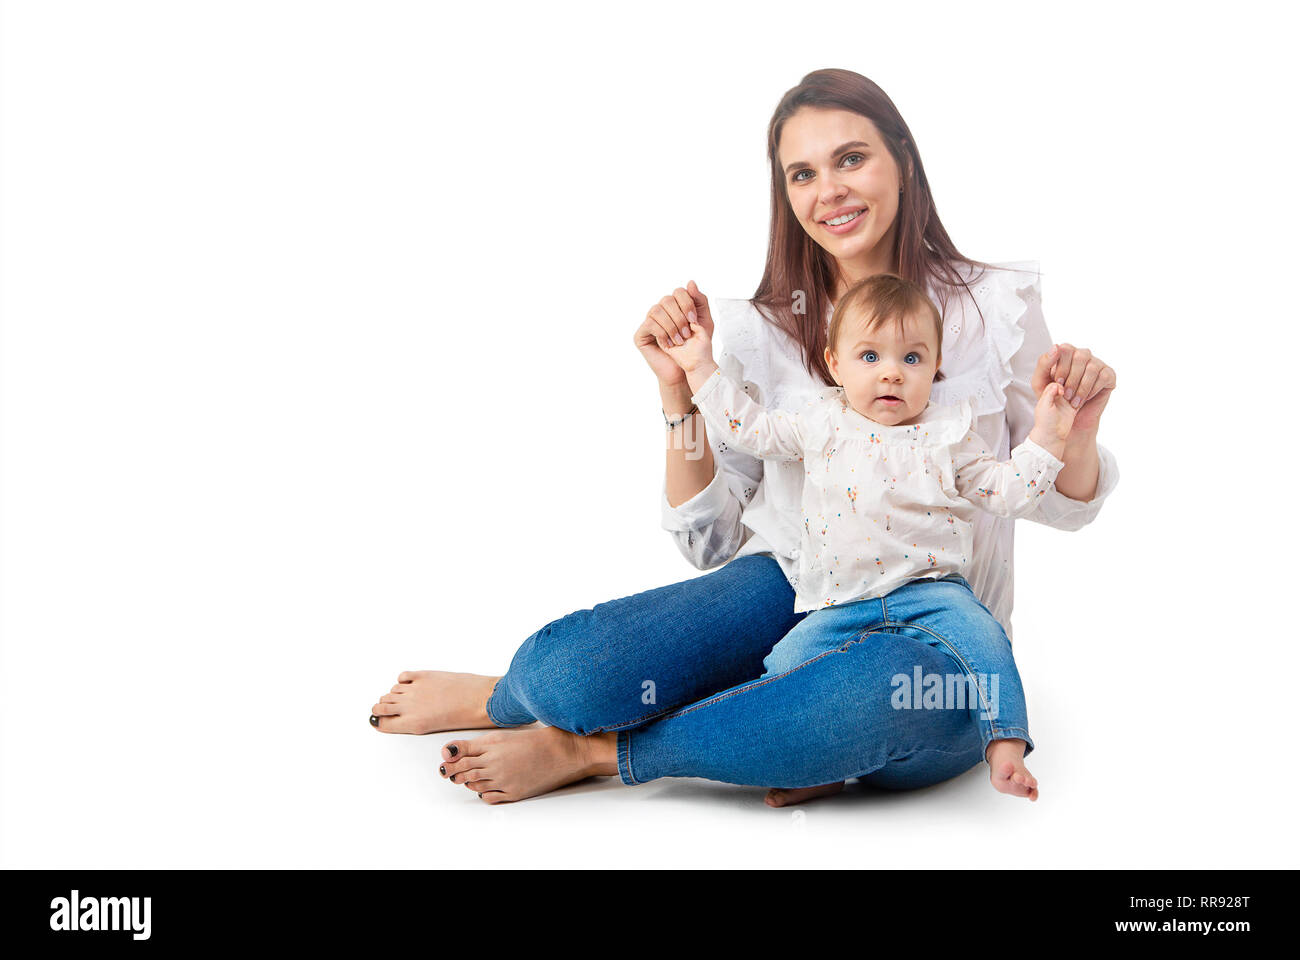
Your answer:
[862,351,877,363]
[905,353,920,364]
[792,154,863,183]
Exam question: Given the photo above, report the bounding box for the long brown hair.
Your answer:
[752,68,995,385]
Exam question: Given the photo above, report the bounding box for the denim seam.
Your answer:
[879,617,1009,741]
[856,743,982,774]
[991,726,1031,742]
[588,612,891,731]
[484,678,538,728]
[483,680,507,727]
[851,743,986,784]
[647,637,878,724]
[586,702,694,735]
[617,730,637,784]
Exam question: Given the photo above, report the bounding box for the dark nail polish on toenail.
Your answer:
[448,745,459,756]
[439,766,446,776]
[450,774,457,782]
[369,715,379,727]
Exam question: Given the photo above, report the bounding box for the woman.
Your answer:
[369,68,1118,806]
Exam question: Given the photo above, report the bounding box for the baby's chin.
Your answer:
[852,397,917,426]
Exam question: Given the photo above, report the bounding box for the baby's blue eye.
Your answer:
[905,353,920,364]
[862,350,877,363]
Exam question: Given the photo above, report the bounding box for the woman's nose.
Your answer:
[820,177,847,204]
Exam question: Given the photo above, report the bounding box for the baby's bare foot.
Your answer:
[369,671,500,735]
[438,727,618,804]
[986,739,1038,801]
[765,781,845,807]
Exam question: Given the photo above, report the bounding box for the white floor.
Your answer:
[1,509,1294,869]
[1,631,1290,870]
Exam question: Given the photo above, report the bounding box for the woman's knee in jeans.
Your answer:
[504,614,639,734]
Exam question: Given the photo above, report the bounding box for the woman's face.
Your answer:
[778,107,904,286]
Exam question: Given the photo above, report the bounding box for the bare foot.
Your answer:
[437,727,618,803]
[986,739,1038,801]
[765,781,845,807]
[370,671,500,735]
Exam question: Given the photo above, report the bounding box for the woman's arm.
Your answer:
[1034,342,1113,502]
[640,283,755,569]
[1004,292,1119,530]
[662,378,715,508]
[660,377,758,569]
[1053,426,1102,502]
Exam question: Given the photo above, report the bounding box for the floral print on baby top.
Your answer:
[691,367,1066,613]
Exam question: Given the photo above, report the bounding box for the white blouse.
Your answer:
[691,368,1065,613]
[660,261,1120,641]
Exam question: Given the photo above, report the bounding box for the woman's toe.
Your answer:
[441,739,471,761]
[442,757,484,780]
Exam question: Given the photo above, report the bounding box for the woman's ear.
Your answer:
[899,141,915,189]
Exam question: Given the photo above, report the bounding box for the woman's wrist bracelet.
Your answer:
[663,403,698,430]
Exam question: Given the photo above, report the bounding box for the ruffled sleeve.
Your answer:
[991,263,1120,530]
[928,261,1037,417]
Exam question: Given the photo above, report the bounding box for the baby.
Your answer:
[666,272,1077,800]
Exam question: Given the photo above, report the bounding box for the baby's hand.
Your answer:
[665,318,716,374]
[1027,382,1077,457]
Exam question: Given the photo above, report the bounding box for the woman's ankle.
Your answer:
[579,731,619,778]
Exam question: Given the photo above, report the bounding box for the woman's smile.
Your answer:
[820,205,869,234]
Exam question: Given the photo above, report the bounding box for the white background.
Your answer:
[1,0,1296,868]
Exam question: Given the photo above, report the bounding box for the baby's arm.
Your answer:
[666,318,813,462]
[953,383,1074,518]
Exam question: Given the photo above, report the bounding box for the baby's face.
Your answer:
[825,309,939,426]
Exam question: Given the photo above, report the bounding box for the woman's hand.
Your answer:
[634,280,714,385]
[1031,343,1116,437]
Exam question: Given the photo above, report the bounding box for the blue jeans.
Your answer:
[759,575,1033,760]
[487,555,1001,789]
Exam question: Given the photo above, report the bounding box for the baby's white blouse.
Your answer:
[690,369,1064,614]
[659,261,1120,641]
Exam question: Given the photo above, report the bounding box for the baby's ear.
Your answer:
[824,347,842,385]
